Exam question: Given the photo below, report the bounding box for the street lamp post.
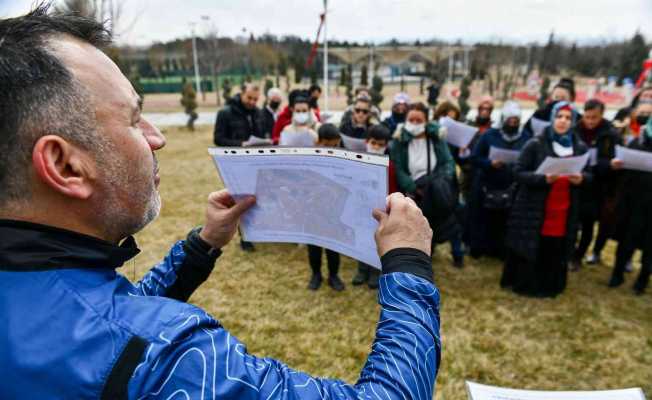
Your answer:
[190,22,202,99]
[323,0,329,113]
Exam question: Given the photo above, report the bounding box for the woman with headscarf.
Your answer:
[608,117,652,295]
[501,102,592,297]
[468,101,531,259]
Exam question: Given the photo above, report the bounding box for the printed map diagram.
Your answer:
[246,169,355,244]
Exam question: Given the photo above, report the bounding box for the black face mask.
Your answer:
[502,124,519,135]
[636,114,650,126]
[477,116,491,126]
[269,101,281,111]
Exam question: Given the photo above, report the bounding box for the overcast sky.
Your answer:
[2,0,652,46]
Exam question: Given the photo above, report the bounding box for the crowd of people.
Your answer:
[214,79,652,297]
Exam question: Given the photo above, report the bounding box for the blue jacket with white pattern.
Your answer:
[0,220,441,400]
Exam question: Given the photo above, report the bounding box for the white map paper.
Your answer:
[439,117,478,148]
[279,130,317,146]
[209,147,389,268]
[535,153,590,175]
[489,147,521,164]
[340,134,368,151]
[466,381,647,400]
[530,117,551,137]
[615,145,652,172]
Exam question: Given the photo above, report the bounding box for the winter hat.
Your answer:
[478,95,494,109]
[501,101,521,121]
[393,92,411,105]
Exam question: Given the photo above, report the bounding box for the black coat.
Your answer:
[506,131,592,261]
[576,119,622,220]
[213,94,263,146]
[615,136,652,252]
[259,106,276,139]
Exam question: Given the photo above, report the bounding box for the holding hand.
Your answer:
[372,193,432,257]
[199,190,256,250]
[545,174,559,184]
[568,173,583,185]
[491,160,504,169]
[611,158,624,170]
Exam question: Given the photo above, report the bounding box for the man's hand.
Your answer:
[199,190,256,250]
[372,193,432,257]
[568,173,583,185]
[491,160,504,169]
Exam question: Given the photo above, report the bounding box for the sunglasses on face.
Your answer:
[354,108,370,114]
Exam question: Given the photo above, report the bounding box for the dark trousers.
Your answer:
[307,245,340,277]
[574,216,596,261]
[591,222,611,257]
[612,241,652,291]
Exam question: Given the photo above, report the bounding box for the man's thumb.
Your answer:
[228,196,256,218]
[372,208,388,225]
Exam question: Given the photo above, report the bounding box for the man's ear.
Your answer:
[32,135,97,200]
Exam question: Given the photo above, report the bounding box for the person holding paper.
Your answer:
[391,103,460,257]
[467,101,531,259]
[0,7,441,399]
[279,95,319,147]
[213,83,264,147]
[502,102,591,297]
[571,99,622,269]
[522,78,576,138]
[608,117,652,295]
[271,89,321,144]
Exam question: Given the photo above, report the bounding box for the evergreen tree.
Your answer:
[222,78,232,104]
[538,76,550,109]
[459,76,471,119]
[360,65,368,86]
[371,75,384,107]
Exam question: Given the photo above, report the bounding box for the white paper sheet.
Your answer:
[243,136,273,147]
[588,148,598,167]
[535,153,590,175]
[209,147,389,269]
[466,381,647,400]
[489,147,521,164]
[279,130,317,146]
[530,117,551,137]
[340,134,368,151]
[439,117,478,148]
[615,145,652,172]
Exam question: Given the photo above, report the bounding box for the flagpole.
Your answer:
[323,0,329,113]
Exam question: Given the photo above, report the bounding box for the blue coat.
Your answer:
[0,220,441,400]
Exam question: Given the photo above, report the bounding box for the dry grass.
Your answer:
[130,126,652,399]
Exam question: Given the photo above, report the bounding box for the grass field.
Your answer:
[130,126,652,399]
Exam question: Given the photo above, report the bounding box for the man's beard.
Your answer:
[96,151,161,242]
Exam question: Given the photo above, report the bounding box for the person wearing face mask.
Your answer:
[271,89,321,144]
[278,96,319,146]
[391,102,458,251]
[570,99,622,270]
[352,125,397,289]
[608,117,652,295]
[382,92,410,135]
[260,88,283,139]
[467,101,531,260]
[502,102,591,298]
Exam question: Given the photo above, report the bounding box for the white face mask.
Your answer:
[366,143,387,155]
[405,122,426,136]
[293,112,310,125]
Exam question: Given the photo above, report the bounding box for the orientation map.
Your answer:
[209,147,389,268]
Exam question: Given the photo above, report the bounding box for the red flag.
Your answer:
[305,13,325,69]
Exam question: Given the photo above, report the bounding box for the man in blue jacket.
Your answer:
[0,4,441,400]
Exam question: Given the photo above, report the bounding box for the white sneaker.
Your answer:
[625,261,634,273]
[586,254,600,265]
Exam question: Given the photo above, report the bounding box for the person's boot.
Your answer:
[367,268,380,289]
[308,273,322,291]
[625,261,634,273]
[240,240,255,252]
[352,264,369,286]
[586,253,601,265]
[569,255,582,272]
[633,271,649,295]
[328,275,345,291]
[453,255,464,269]
[608,273,625,288]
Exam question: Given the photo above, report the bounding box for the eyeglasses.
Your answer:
[354,108,370,114]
